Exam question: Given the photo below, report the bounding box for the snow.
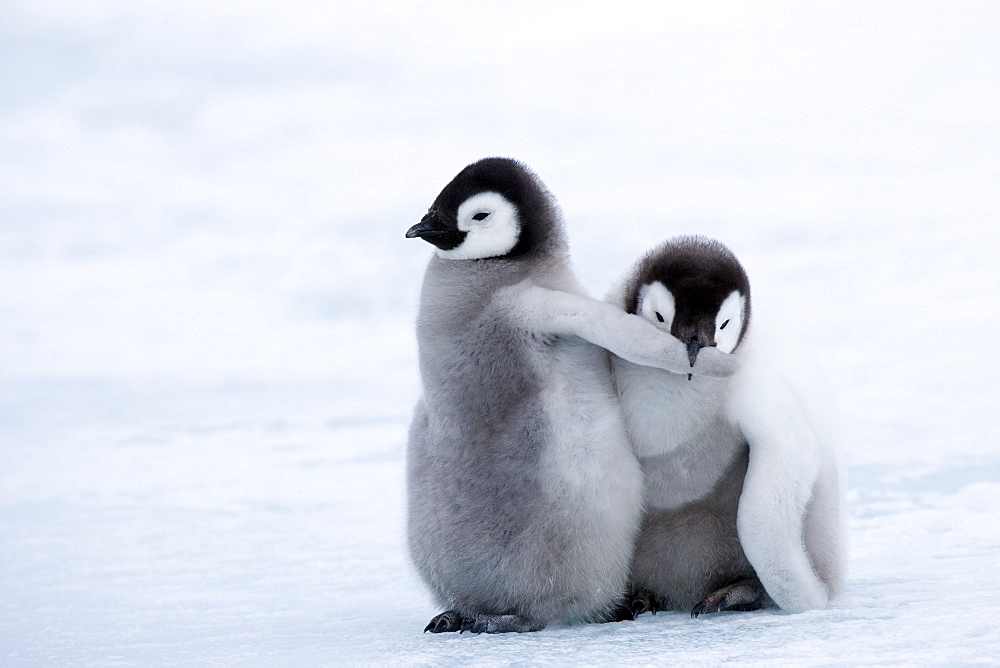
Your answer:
[2,0,999,663]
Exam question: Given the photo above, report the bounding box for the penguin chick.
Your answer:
[405,160,740,634]
[609,235,845,618]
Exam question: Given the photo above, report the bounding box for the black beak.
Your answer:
[406,213,448,239]
[687,338,701,381]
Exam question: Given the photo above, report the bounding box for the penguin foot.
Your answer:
[691,577,766,618]
[460,613,540,634]
[424,610,465,633]
[609,588,661,621]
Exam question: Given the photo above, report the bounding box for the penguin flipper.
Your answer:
[690,577,768,618]
[509,285,740,378]
[727,332,832,612]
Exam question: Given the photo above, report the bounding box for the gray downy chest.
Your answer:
[614,358,745,509]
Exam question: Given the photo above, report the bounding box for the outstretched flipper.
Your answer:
[691,577,768,618]
[511,285,740,379]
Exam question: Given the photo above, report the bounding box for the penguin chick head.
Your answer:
[406,157,564,261]
[626,236,751,376]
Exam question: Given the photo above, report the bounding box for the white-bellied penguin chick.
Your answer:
[608,235,845,619]
[405,161,740,634]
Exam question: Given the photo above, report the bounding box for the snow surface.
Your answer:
[2,1,1000,664]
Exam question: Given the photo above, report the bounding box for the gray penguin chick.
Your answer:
[405,160,741,634]
[608,236,845,618]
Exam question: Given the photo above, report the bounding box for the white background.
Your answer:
[2,1,999,663]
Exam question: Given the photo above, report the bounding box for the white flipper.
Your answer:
[510,284,741,378]
[726,324,842,612]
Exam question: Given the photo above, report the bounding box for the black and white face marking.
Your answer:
[407,157,560,261]
[434,191,520,261]
[626,236,752,380]
[638,281,675,332]
[406,191,519,260]
[714,290,745,355]
[637,280,747,378]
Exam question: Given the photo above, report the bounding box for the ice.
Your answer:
[3,1,1000,663]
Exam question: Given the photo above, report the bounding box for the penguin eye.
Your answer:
[655,312,664,323]
[720,319,730,330]
[471,212,490,221]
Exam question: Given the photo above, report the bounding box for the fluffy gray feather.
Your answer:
[406,161,740,633]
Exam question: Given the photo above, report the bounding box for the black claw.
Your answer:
[424,610,464,633]
[691,578,766,618]
[691,598,721,618]
[607,603,635,622]
[691,600,717,618]
[614,590,659,620]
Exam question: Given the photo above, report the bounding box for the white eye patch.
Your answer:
[637,281,675,330]
[436,191,520,261]
[714,290,745,354]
